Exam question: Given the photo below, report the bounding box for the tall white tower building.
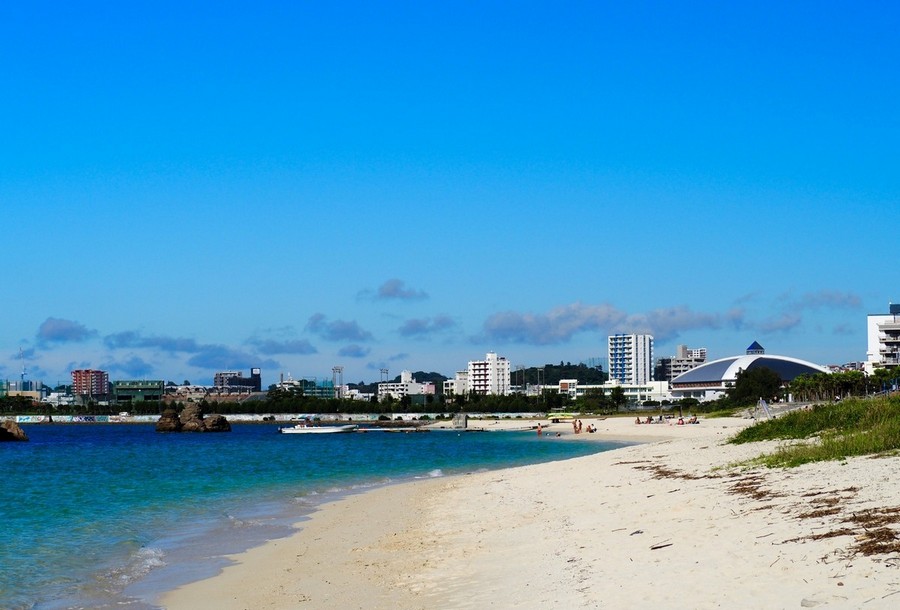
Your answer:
[467,352,511,395]
[608,334,654,384]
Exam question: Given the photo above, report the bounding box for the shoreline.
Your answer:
[161,416,900,609]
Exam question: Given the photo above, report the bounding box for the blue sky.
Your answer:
[2,1,897,387]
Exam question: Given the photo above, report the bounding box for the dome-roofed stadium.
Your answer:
[670,341,829,401]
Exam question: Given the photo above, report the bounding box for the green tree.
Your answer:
[609,386,627,411]
[870,368,900,394]
[579,387,609,413]
[727,367,782,406]
[677,397,699,417]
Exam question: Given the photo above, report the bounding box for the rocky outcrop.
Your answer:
[179,404,205,431]
[0,420,29,442]
[155,408,182,432]
[155,404,231,432]
[203,414,231,432]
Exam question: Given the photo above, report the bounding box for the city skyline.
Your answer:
[2,2,897,387]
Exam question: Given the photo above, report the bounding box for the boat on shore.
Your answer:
[278,423,359,434]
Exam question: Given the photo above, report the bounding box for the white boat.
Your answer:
[278,423,359,434]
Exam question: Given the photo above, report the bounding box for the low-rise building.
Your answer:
[443,371,468,396]
[273,374,335,399]
[4,380,45,401]
[113,380,165,404]
[378,370,435,401]
[552,378,672,404]
[670,342,828,401]
[344,387,376,401]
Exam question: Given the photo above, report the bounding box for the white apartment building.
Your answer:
[378,370,436,401]
[344,387,376,401]
[443,370,469,396]
[608,334,654,385]
[466,352,511,396]
[866,303,900,373]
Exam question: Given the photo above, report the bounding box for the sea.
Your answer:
[1,422,628,609]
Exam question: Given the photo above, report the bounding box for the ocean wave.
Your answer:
[226,514,267,528]
[104,546,166,587]
[414,468,444,479]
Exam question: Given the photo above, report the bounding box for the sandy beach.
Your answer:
[162,416,900,609]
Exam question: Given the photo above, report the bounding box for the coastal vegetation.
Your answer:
[729,395,900,467]
[787,368,898,402]
[685,367,899,413]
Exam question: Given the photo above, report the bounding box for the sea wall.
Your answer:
[14,412,545,424]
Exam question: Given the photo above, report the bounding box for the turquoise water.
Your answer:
[0,423,628,609]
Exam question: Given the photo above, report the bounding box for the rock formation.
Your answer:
[0,420,29,442]
[203,413,231,432]
[155,408,182,432]
[155,404,231,432]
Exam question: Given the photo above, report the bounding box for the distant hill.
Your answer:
[514,362,608,386]
[348,371,449,395]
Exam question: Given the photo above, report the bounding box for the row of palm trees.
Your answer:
[786,369,899,403]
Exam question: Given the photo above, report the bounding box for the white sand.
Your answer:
[161,416,900,609]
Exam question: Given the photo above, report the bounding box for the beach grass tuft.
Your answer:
[729,395,900,467]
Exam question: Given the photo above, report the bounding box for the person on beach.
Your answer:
[537,423,542,436]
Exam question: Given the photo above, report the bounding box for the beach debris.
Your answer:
[633,463,715,481]
[782,501,900,558]
[726,473,780,501]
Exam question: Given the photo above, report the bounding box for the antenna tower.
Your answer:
[19,348,27,387]
[332,366,343,399]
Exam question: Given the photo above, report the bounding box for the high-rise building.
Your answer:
[657,344,707,381]
[71,369,109,397]
[213,368,262,392]
[214,371,242,388]
[467,352,511,395]
[866,303,900,372]
[608,334,654,384]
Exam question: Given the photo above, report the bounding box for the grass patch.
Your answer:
[702,408,743,419]
[729,396,900,467]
